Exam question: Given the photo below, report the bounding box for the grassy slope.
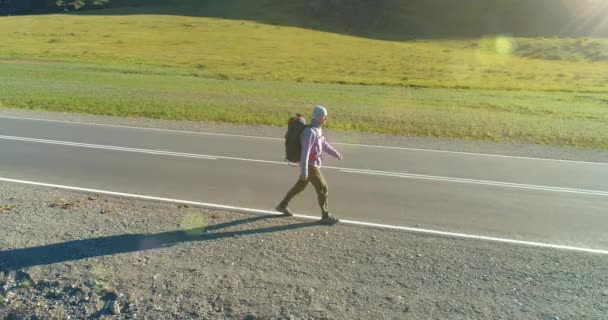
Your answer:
[0,6,607,148]
[1,13,607,91]
[31,0,608,38]
[2,61,607,148]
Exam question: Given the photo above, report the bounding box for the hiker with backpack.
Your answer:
[277,105,343,225]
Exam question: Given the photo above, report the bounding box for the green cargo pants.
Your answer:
[280,166,329,215]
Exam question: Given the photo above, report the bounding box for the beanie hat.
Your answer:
[312,105,328,119]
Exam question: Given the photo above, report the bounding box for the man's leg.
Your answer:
[277,175,309,216]
[308,167,329,215]
[309,167,339,224]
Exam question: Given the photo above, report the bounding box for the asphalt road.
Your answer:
[1,116,607,250]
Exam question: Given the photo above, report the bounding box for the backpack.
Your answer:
[284,114,308,165]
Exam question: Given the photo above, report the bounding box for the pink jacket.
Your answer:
[300,126,341,177]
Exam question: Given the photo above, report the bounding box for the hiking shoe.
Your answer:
[276,205,294,217]
[320,214,340,225]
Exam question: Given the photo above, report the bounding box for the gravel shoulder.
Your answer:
[1,108,606,163]
[1,183,607,319]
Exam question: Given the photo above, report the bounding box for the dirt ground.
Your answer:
[1,183,607,319]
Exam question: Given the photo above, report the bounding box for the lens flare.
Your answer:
[494,36,516,56]
[180,209,207,236]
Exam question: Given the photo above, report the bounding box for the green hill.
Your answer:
[1,0,607,148]
[26,0,608,39]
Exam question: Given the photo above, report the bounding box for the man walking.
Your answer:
[277,105,343,224]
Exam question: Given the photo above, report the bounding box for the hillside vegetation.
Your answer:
[20,0,608,38]
[1,0,607,148]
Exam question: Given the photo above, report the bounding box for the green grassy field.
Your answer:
[2,13,607,91]
[2,60,607,148]
[1,10,607,148]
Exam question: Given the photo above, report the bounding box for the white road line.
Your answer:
[1,177,606,255]
[0,135,218,160]
[340,169,608,197]
[1,115,606,166]
[0,115,282,142]
[2,134,607,197]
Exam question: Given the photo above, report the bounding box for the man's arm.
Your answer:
[323,140,343,160]
[300,128,314,178]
